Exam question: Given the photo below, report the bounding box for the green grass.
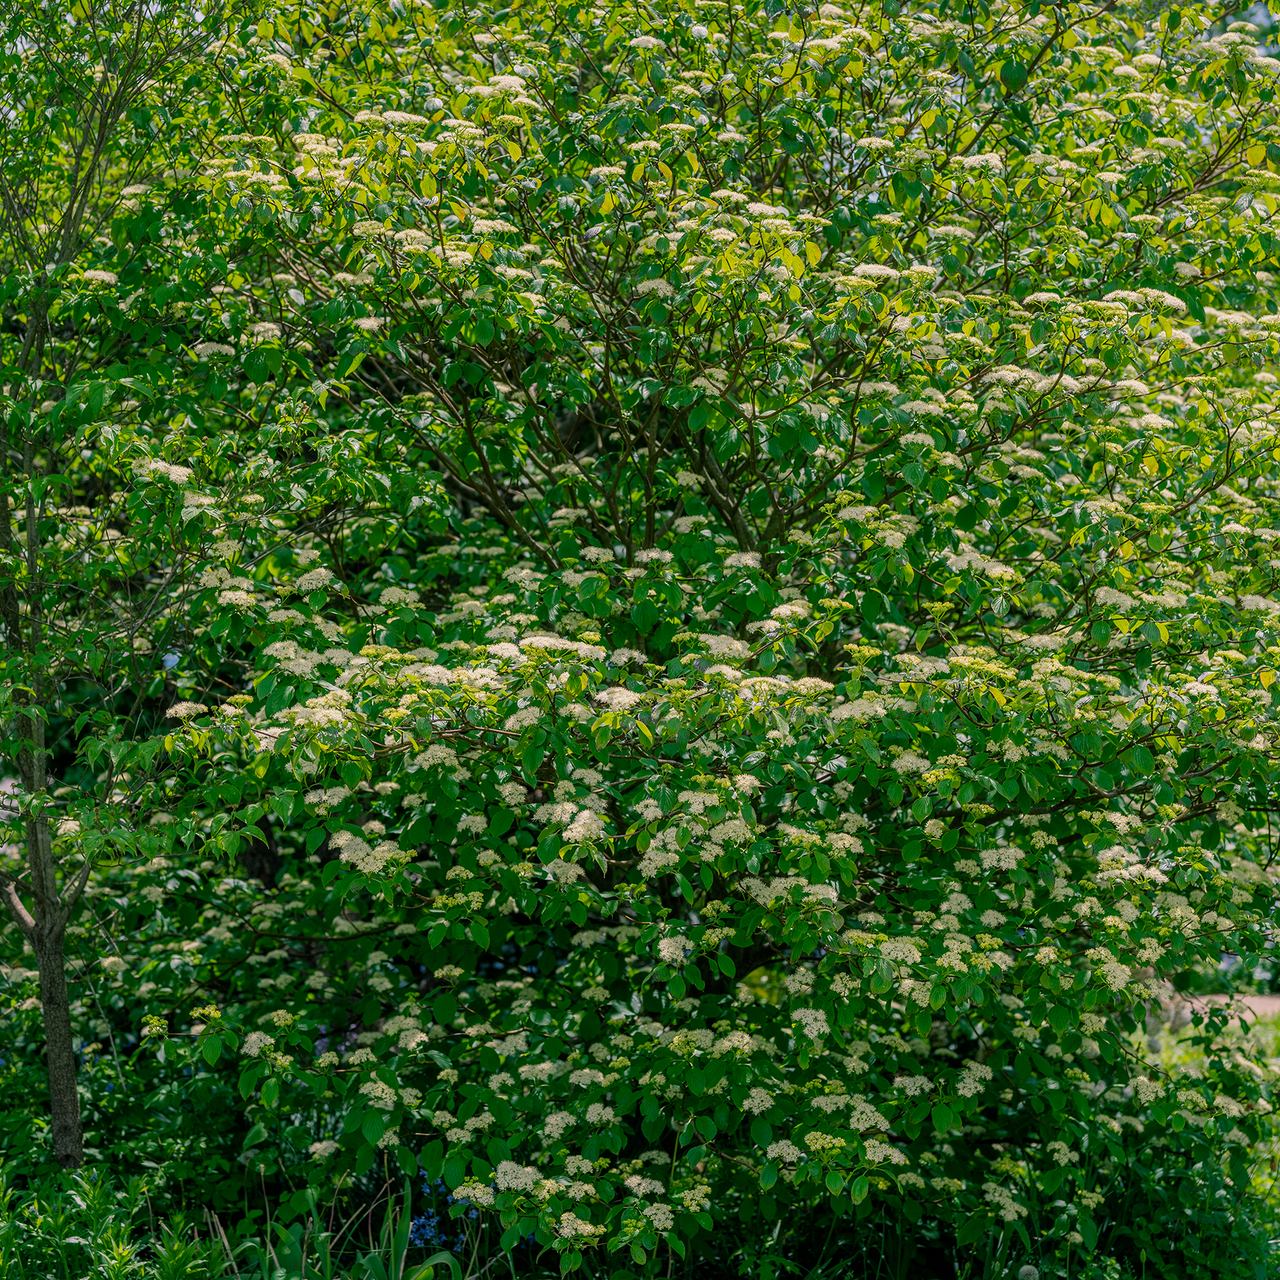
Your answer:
[0,1171,460,1280]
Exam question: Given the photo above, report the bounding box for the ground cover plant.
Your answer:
[4,0,1280,1276]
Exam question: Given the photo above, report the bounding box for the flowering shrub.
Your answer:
[5,0,1280,1276]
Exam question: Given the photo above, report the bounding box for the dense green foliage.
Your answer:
[6,0,1280,1276]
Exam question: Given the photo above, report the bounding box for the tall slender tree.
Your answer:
[0,0,233,1168]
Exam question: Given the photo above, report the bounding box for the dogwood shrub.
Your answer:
[7,0,1280,1274]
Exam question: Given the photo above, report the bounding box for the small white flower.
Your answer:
[165,701,209,720]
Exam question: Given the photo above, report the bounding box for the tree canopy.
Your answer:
[4,0,1280,1276]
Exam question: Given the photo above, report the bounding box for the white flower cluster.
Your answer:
[331,829,401,875]
[791,1008,829,1040]
[955,1062,994,1098]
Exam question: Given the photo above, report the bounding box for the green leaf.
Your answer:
[411,1253,462,1280]
[999,60,1028,93]
[243,349,270,383]
[359,1111,383,1146]
[445,1152,471,1187]
[285,1124,312,1151]
[421,1140,445,1181]
[337,349,366,379]
[931,1103,954,1133]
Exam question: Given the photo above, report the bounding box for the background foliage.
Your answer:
[4,0,1280,1277]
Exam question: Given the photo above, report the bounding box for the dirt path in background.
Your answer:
[1188,993,1280,1021]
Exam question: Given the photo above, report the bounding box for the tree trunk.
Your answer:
[3,404,85,1167]
[18,774,85,1168]
[0,809,85,1169]
[32,910,82,1168]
